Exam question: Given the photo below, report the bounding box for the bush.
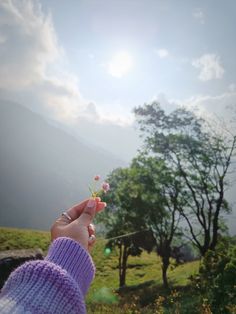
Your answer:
[191,238,236,313]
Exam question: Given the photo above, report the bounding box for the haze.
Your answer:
[0,0,235,231]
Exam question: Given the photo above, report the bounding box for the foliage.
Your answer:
[131,155,185,288]
[97,167,156,287]
[99,157,186,288]
[191,237,236,313]
[134,102,236,256]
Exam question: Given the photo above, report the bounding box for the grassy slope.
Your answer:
[0,227,50,251]
[0,227,200,313]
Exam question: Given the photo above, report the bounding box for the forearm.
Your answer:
[0,237,95,314]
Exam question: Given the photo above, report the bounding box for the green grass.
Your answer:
[89,238,199,290]
[0,227,50,252]
[0,227,200,313]
[87,238,200,313]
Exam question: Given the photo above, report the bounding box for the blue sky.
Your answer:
[0,0,236,160]
[40,0,236,103]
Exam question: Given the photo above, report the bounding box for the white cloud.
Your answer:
[193,8,205,24]
[0,0,132,127]
[155,48,169,58]
[150,93,177,113]
[0,0,61,89]
[151,91,236,133]
[180,92,236,132]
[192,54,224,81]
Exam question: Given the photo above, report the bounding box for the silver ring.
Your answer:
[89,235,96,241]
[61,212,72,221]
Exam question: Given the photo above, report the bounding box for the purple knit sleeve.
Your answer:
[0,237,95,313]
[45,237,95,296]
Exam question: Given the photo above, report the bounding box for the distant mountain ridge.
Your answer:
[0,100,124,230]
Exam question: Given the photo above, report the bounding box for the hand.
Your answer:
[50,197,106,251]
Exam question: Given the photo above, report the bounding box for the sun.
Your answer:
[108,51,134,78]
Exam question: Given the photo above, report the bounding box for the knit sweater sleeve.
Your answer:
[0,237,95,314]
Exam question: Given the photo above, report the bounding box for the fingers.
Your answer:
[66,197,106,221]
[52,197,106,235]
[66,198,93,221]
[76,199,96,226]
[97,201,107,212]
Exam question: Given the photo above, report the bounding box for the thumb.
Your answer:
[76,198,96,226]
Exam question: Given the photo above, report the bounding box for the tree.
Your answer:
[99,167,155,288]
[134,103,236,256]
[101,157,183,288]
[131,155,183,288]
[106,229,154,288]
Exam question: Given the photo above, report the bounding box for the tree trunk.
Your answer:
[118,242,122,286]
[161,256,170,289]
[118,243,129,288]
[209,191,223,251]
[120,267,126,287]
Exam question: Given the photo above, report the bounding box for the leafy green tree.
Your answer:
[131,155,183,288]
[99,167,155,288]
[101,156,184,288]
[134,103,236,256]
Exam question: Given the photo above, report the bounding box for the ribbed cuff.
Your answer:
[45,237,95,296]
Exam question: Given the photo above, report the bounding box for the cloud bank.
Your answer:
[0,0,88,121]
[0,0,60,89]
[0,0,134,127]
[0,0,141,161]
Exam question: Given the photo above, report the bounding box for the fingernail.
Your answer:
[87,199,96,208]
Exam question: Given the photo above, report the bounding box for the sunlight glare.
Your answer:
[108,51,133,78]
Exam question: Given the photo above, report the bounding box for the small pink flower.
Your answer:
[94,175,100,181]
[102,182,110,193]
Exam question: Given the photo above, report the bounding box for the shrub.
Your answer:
[191,238,236,313]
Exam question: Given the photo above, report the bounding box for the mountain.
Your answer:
[0,100,124,230]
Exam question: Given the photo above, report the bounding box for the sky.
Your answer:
[0,0,236,161]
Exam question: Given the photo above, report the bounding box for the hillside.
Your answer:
[0,227,199,313]
[0,100,124,230]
